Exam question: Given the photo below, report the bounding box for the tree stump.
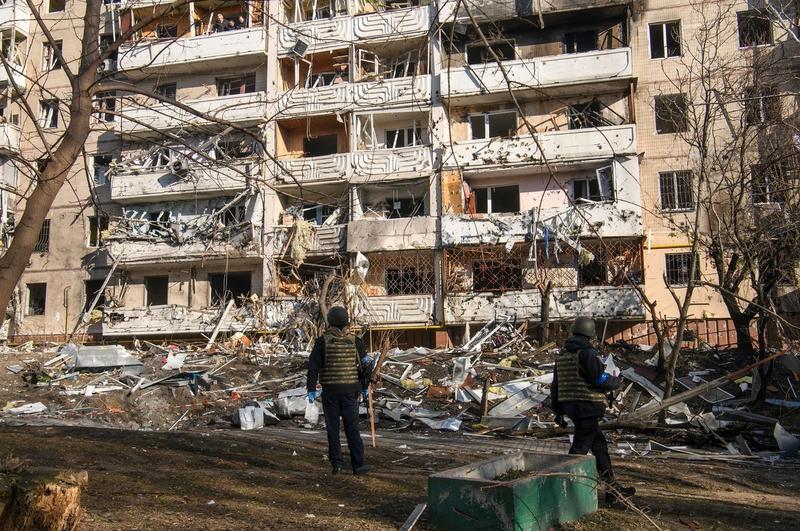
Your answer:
[0,471,87,531]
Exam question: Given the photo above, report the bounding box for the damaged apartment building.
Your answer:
[5,0,794,346]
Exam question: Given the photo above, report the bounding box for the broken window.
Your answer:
[302,203,337,225]
[304,134,338,157]
[385,127,423,148]
[466,41,515,64]
[659,170,693,211]
[744,86,780,125]
[42,40,63,70]
[26,283,46,315]
[92,154,112,185]
[649,21,681,59]
[385,196,424,218]
[95,91,116,122]
[737,10,772,47]
[217,74,256,96]
[215,138,255,159]
[48,0,65,12]
[306,71,338,88]
[34,219,50,252]
[146,211,168,235]
[150,147,176,168]
[579,258,607,286]
[665,252,700,286]
[654,94,688,134]
[563,30,597,53]
[473,260,522,292]
[145,276,169,306]
[222,204,247,227]
[40,99,59,129]
[84,279,106,312]
[209,272,252,306]
[751,163,789,205]
[568,100,607,129]
[573,166,615,202]
[88,215,108,247]
[156,83,177,100]
[474,185,519,214]
[385,267,433,295]
[99,35,117,72]
[469,111,517,139]
[156,25,178,39]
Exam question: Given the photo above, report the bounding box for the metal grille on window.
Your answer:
[666,252,699,285]
[34,219,50,252]
[365,252,435,296]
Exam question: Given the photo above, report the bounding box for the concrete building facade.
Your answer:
[3,0,797,346]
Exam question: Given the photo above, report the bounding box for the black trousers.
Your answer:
[568,416,614,484]
[322,391,365,470]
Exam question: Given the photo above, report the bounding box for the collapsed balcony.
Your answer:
[276,38,431,117]
[444,93,636,171]
[277,0,430,56]
[441,157,642,240]
[439,0,632,24]
[0,123,20,155]
[0,28,27,91]
[348,178,437,252]
[117,1,267,74]
[356,250,437,326]
[105,193,262,265]
[111,134,260,202]
[440,15,632,101]
[273,188,348,260]
[443,240,645,323]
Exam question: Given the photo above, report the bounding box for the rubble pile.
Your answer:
[1,320,799,462]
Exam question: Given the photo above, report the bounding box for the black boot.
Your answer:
[605,482,636,504]
[331,464,342,475]
[353,464,370,475]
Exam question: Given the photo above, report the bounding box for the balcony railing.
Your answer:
[110,159,255,203]
[277,6,429,56]
[347,216,436,252]
[118,26,266,72]
[106,228,261,265]
[444,286,644,323]
[440,48,632,99]
[359,294,436,325]
[445,124,636,170]
[438,0,630,22]
[0,123,20,155]
[120,91,266,136]
[277,145,433,185]
[274,224,346,256]
[277,76,431,117]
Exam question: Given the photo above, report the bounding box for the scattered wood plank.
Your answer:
[0,471,88,531]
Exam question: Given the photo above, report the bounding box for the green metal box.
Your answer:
[427,451,598,530]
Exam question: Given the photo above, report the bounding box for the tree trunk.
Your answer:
[0,471,87,531]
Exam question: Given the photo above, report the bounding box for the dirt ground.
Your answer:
[1,422,799,531]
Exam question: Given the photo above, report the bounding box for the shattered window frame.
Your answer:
[468,110,518,140]
[34,219,50,253]
[42,40,63,71]
[39,99,59,129]
[751,162,789,205]
[737,10,773,48]
[26,282,47,316]
[144,276,169,306]
[92,154,113,185]
[155,82,177,100]
[648,21,682,59]
[87,215,109,248]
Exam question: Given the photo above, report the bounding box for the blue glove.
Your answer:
[361,355,374,368]
[361,388,369,400]
[307,390,319,403]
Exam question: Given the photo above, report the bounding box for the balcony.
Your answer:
[119,92,266,137]
[445,124,636,171]
[444,286,644,323]
[0,62,26,91]
[276,76,431,117]
[440,48,632,102]
[110,159,255,203]
[274,224,346,257]
[441,203,642,243]
[359,294,436,326]
[438,0,630,22]
[106,228,261,267]
[0,0,31,34]
[102,304,255,337]
[0,123,20,155]
[118,26,266,74]
[347,216,437,252]
[277,6,430,56]
[276,145,433,185]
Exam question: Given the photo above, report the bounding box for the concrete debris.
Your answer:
[74,345,143,371]
[8,402,48,415]
[774,422,800,456]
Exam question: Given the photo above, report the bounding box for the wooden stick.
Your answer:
[205,299,235,350]
[367,385,377,448]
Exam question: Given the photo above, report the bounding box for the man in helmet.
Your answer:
[306,306,370,475]
[550,316,636,503]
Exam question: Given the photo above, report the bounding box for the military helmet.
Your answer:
[327,306,349,328]
[570,316,596,338]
